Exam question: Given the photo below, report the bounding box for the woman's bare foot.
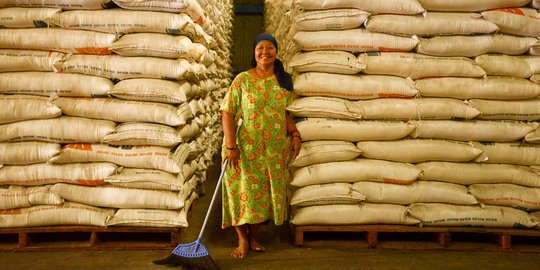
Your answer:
[231,238,249,259]
[249,239,266,252]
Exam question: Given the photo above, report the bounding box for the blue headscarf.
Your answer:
[250,33,293,91]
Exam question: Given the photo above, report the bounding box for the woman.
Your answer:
[219,33,301,259]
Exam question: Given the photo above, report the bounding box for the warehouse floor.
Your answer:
[2,156,540,270]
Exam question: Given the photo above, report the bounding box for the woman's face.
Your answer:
[254,40,277,67]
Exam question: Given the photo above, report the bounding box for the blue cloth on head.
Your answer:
[252,33,279,52]
[250,33,293,91]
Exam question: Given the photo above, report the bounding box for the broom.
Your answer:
[153,118,243,269]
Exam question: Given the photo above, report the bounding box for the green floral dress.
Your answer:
[219,71,292,228]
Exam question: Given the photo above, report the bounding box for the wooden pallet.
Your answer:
[293,225,540,252]
[0,193,198,252]
[0,225,183,251]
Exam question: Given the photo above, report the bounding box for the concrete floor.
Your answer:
[2,157,540,270]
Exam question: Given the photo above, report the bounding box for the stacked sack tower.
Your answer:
[0,0,234,229]
[266,0,540,229]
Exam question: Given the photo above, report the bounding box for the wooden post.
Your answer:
[367,231,378,248]
[90,232,99,248]
[437,232,451,248]
[18,232,28,249]
[497,234,511,249]
[294,227,304,246]
[171,230,180,246]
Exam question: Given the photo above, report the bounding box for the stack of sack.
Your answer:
[0,0,233,228]
[265,0,540,229]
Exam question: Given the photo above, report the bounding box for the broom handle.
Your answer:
[198,117,242,240]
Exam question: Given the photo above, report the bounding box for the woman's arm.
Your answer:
[221,110,240,170]
[286,112,301,162]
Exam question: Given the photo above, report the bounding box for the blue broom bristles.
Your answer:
[152,239,219,269]
[172,239,209,258]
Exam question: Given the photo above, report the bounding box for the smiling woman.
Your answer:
[219,33,300,259]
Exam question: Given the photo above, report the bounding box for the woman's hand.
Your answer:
[286,113,301,163]
[221,111,241,171]
[290,132,301,163]
[224,148,240,171]
[291,136,302,161]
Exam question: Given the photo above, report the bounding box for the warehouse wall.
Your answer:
[232,0,264,75]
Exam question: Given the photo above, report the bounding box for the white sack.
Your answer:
[59,55,195,81]
[532,74,540,84]
[49,143,181,174]
[415,76,540,100]
[110,78,196,104]
[289,51,365,75]
[287,96,362,120]
[112,0,208,33]
[53,97,192,126]
[107,208,187,227]
[291,140,362,167]
[294,0,425,15]
[475,54,539,78]
[524,56,540,74]
[353,181,478,205]
[361,98,480,120]
[0,142,61,165]
[291,159,421,187]
[472,142,540,165]
[416,0,530,12]
[105,168,184,191]
[291,204,420,226]
[0,7,59,28]
[0,186,63,210]
[49,10,196,36]
[0,116,117,143]
[417,161,540,187]
[0,0,113,10]
[288,97,479,120]
[0,49,67,72]
[408,203,537,228]
[294,72,418,100]
[482,8,540,37]
[530,40,540,56]
[294,29,418,53]
[470,184,540,211]
[360,52,486,79]
[356,139,484,163]
[0,202,114,228]
[172,140,200,167]
[410,120,538,142]
[296,118,415,142]
[0,71,113,97]
[294,9,369,31]
[526,127,540,144]
[290,183,366,207]
[468,99,540,121]
[111,0,190,13]
[417,35,537,57]
[111,33,199,60]
[0,28,116,54]
[366,12,498,37]
[178,121,201,142]
[51,183,184,209]
[0,162,117,186]
[0,95,61,124]
[109,189,196,227]
[102,122,183,147]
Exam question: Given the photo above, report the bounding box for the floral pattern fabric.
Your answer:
[219,71,291,228]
